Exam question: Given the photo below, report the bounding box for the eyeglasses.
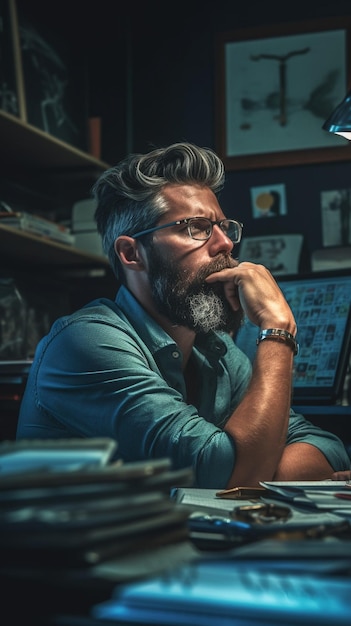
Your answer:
[130,217,243,243]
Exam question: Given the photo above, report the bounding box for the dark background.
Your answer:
[12,0,351,272]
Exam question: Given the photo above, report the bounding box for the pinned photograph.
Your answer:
[320,188,351,246]
[239,234,303,275]
[250,183,287,218]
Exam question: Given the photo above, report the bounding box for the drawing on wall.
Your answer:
[320,188,351,246]
[0,0,20,116]
[239,234,303,275]
[250,183,287,218]
[217,20,351,170]
[17,10,88,150]
[224,29,346,158]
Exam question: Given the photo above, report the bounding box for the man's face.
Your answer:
[140,184,243,335]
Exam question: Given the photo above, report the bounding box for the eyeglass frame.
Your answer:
[130,217,243,243]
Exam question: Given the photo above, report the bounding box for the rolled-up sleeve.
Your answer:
[287,409,350,471]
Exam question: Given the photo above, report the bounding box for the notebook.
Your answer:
[235,270,351,405]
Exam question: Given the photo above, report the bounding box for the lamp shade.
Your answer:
[322,89,351,139]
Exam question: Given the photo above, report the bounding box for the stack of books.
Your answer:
[0,439,194,571]
[0,210,75,245]
[0,439,196,622]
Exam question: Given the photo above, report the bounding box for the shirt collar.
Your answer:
[115,285,228,362]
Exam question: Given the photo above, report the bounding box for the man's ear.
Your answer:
[114,236,146,271]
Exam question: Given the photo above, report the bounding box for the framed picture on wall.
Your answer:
[16,4,89,151]
[0,0,25,118]
[216,18,351,171]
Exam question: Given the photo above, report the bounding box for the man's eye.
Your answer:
[192,225,204,235]
[193,220,210,233]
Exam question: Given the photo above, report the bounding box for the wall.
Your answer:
[13,0,351,268]
[124,1,351,270]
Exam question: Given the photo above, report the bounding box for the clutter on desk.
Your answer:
[174,485,351,551]
[92,558,351,626]
[260,480,351,515]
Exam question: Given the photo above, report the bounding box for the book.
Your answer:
[0,437,118,475]
[0,210,75,245]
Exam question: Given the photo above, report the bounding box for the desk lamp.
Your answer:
[322,89,351,139]
[323,91,351,406]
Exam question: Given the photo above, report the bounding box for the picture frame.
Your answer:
[0,0,25,119]
[216,18,351,170]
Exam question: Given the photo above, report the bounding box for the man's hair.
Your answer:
[92,142,225,280]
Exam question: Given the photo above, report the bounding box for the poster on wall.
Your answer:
[16,6,88,150]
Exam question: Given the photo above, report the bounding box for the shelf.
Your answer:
[0,223,110,269]
[0,110,110,173]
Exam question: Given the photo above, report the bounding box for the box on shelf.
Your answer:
[71,199,105,257]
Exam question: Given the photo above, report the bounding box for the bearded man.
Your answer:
[17,143,350,487]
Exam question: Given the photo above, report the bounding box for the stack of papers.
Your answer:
[0,210,75,245]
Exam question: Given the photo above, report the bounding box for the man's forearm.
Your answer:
[224,339,294,487]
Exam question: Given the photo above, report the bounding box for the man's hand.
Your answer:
[331,469,351,480]
[205,261,296,333]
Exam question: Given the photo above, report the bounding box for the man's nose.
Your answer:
[209,224,234,253]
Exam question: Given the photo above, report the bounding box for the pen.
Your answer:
[216,486,266,500]
[334,493,351,500]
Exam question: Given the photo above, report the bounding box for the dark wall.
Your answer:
[124,1,351,267]
[15,0,351,265]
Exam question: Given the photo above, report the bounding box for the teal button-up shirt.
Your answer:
[17,286,350,487]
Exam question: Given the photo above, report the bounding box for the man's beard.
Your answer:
[147,246,243,334]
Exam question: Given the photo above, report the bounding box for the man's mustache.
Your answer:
[200,254,238,281]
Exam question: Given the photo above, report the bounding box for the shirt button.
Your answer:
[172,351,180,359]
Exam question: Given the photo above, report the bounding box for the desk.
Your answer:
[2,487,351,625]
[88,487,351,625]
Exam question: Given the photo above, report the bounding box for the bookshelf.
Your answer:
[0,109,110,171]
[0,109,111,271]
[0,110,117,439]
[0,222,110,268]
